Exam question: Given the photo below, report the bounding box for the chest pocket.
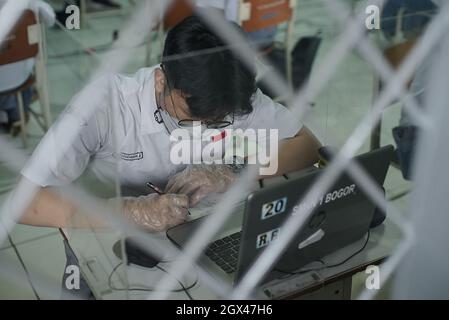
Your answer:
[118,146,182,191]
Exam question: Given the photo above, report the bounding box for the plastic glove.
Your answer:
[165,164,236,207]
[118,194,189,232]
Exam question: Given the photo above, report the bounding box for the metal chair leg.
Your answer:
[145,33,153,67]
[370,75,381,150]
[36,24,52,131]
[16,92,28,148]
[37,67,52,131]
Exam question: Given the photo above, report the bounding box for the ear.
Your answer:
[154,68,166,95]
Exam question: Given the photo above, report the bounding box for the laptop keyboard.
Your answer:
[205,231,241,274]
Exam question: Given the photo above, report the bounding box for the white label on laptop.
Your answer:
[256,228,280,249]
[261,197,287,220]
[298,229,325,250]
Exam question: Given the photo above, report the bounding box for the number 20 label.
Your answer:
[261,197,287,220]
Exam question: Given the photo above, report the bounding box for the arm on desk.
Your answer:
[16,178,188,231]
[17,184,108,229]
[260,126,322,178]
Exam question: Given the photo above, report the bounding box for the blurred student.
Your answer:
[196,0,278,51]
[0,0,55,134]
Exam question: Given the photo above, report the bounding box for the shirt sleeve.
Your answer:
[21,80,110,187]
[241,89,303,140]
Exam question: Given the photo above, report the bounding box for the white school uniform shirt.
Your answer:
[22,66,302,195]
[0,0,55,92]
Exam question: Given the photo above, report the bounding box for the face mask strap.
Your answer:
[153,109,163,124]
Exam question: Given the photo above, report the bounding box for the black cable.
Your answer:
[387,189,410,201]
[274,229,371,277]
[108,262,197,300]
[325,229,371,268]
[156,265,194,300]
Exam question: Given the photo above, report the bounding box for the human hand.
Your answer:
[120,193,189,232]
[165,165,236,207]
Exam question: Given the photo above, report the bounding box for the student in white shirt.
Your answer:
[14,14,321,300]
[19,15,321,232]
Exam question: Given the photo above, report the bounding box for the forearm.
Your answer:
[17,185,188,232]
[18,187,109,229]
[278,127,321,174]
[260,126,321,178]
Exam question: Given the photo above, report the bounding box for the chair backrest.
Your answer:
[383,38,417,69]
[0,10,39,66]
[163,0,194,30]
[239,0,295,32]
[291,36,321,90]
[383,38,417,87]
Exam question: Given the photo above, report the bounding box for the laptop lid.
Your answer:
[234,145,393,283]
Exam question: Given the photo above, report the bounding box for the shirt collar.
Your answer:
[138,66,166,135]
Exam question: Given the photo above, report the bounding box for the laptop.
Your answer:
[166,145,393,286]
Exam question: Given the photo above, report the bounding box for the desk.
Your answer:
[65,210,403,300]
[262,219,402,299]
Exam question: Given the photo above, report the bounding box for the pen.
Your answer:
[146,181,191,215]
[146,182,164,195]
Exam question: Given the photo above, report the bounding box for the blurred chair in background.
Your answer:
[145,0,194,66]
[0,8,53,147]
[197,0,279,51]
[371,0,438,179]
[239,0,321,101]
[381,0,437,43]
[237,0,296,95]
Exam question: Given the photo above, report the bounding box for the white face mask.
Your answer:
[156,91,232,136]
[155,90,232,163]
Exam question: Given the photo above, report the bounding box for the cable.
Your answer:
[325,229,371,268]
[274,229,371,277]
[387,189,410,201]
[156,265,194,300]
[108,262,198,300]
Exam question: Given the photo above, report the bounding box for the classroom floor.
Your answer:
[0,0,411,299]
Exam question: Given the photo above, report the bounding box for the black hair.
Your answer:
[161,15,256,120]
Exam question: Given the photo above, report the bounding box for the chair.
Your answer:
[371,5,435,151]
[369,37,417,177]
[370,38,417,152]
[237,0,297,90]
[288,35,321,92]
[0,10,52,147]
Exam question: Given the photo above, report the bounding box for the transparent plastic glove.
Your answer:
[165,164,236,207]
[193,192,223,210]
[116,194,189,232]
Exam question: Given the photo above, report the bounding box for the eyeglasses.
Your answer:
[178,113,234,129]
[160,63,235,129]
